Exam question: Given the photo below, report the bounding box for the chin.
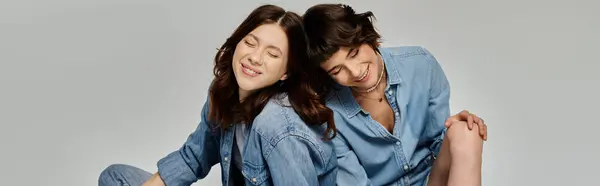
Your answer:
[237,82,258,92]
[351,80,373,90]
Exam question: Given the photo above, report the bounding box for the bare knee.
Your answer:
[446,121,483,156]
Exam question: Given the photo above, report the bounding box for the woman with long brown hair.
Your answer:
[99,4,337,186]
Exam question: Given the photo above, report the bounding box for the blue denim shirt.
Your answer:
[156,94,338,186]
[326,46,449,186]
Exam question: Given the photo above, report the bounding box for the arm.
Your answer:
[147,99,220,186]
[265,135,335,186]
[331,136,373,186]
[420,48,452,185]
[423,47,451,158]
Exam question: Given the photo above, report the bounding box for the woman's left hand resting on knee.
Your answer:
[444,110,488,141]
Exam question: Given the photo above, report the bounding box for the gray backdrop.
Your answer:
[1,0,598,185]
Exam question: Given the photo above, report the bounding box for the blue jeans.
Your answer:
[98,164,152,186]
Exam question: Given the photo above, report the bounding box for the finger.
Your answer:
[459,110,470,119]
[472,114,484,135]
[445,114,462,127]
[467,114,474,130]
[482,124,488,141]
[472,114,482,124]
[478,122,485,137]
[445,118,452,127]
[479,117,487,140]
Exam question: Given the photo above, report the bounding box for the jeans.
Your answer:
[98,164,152,186]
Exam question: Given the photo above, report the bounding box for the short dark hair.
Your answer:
[302,4,382,96]
[303,4,381,64]
[210,4,336,139]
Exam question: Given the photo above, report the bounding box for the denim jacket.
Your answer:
[156,94,338,186]
[326,46,449,186]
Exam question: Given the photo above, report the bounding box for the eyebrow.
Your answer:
[247,33,283,54]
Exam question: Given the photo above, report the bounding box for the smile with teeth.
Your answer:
[355,65,370,82]
[241,63,262,77]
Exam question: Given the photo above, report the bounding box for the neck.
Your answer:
[353,74,387,98]
[238,89,251,102]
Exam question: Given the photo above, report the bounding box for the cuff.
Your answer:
[157,150,198,186]
[430,128,447,158]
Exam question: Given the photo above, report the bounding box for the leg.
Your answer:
[427,121,483,186]
[98,164,153,186]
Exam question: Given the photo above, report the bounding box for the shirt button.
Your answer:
[395,141,401,146]
[394,112,399,116]
[223,157,228,161]
[403,165,409,171]
[388,90,393,95]
[252,178,257,182]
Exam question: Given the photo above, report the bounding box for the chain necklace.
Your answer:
[352,55,386,102]
[352,55,385,93]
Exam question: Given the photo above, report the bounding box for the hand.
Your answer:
[444,110,487,141]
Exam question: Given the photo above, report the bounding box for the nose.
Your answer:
[347,64,362,78]
[248,50,263,66]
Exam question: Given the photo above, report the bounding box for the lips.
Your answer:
[354,64,370,83]
[241,63,262,77]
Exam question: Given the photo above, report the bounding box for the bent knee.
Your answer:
[446,121,483,150]
[98,164,129,184]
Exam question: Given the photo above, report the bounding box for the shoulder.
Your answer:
[380,46,443,80]
[251,94,335,162]
[381,45,440,67]
[252,94,331,147]
[380,45,432,57]
[380,45,439,66]
[251,93,300,138]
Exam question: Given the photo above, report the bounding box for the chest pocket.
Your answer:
[242,161,271,185]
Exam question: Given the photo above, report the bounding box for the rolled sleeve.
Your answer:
[157,99,220,185]
[157,151,199,186]
[429,128,447,157]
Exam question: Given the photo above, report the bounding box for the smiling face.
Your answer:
[319,44,383,90]
[231,23,289,99]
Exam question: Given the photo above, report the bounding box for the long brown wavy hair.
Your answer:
[208,4,336,139]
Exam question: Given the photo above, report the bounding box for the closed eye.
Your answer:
[350,49,359,58]
[244,40,256,47]
[267,52,279,58]
[331,67,342,75]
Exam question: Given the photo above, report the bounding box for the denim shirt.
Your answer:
[326,46,450,186]
[156,94,338,186]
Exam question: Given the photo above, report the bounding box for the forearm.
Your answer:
[142,173,166,186]
[426,135,451,186]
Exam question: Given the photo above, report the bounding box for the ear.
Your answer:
[279,73,288,81]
